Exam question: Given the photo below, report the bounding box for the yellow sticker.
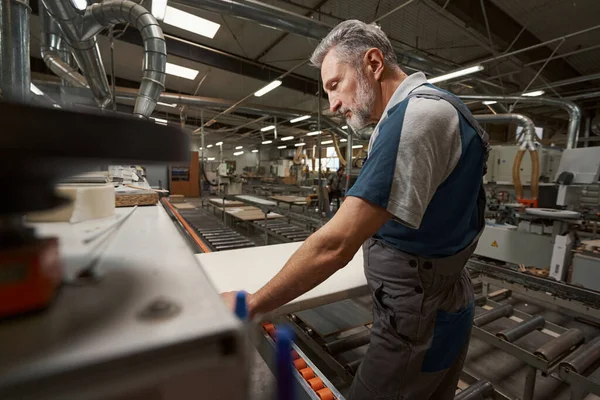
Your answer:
[491,240,498,247]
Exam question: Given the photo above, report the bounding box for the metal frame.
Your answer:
[559,365,600,400]
[251,323,346,400]
[472,297,575,400]
[467,259,600,318]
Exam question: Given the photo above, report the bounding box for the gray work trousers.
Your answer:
[348,238,476,400]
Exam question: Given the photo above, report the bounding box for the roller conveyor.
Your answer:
[254,219,312,242]
[179,209,255,252]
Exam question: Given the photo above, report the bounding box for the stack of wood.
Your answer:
[574,239,600,257]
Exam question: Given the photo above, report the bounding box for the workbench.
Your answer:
[0,206,246,400]
[195,242,368,316]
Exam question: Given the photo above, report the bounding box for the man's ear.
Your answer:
[364,48,385,81]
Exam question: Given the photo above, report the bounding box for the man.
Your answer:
[326,166,345,210]
[223,19,487,399]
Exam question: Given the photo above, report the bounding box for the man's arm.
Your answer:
[222,196,391,317]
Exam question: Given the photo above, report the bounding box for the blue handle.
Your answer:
[276,326,296,400]
[234,291,248,321]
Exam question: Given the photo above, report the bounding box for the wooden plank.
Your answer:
[115,191,158,207]
[208,198,245,207]
[295,299,372,337]
[196,243,368,316]
[173,203,196,210]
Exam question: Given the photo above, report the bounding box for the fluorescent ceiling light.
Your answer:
[252,149,259,153]
[198,147,203,150]
[71,0,87,11]
[30,83,43,95]
[233,151,244,156]
[428,65,484,84]
[342,125,348,129]
[157,101,177,108]
[483,101,497,105]
[207,157,215,161]
[280,136,294,141]
[235,146,243,149]
[206,144,213,148]
[295,143,306,147]
[340,138,347,142]
[216,141,223,146]
[152,117,168,125]
[352,145,364,149]
[261,125,276,132]
[254,80,282,97]
[166,62,199,80]
[163,6,220,39]
[277,145,287,149]
[262,140,273,145]
[290,115,311,123]
[522,90,545,97]
[321,140,333,145]
[151,0,167,20]
[306,130,321,136]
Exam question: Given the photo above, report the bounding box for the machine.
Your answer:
[218,162,244,195]
[476,147,600,278]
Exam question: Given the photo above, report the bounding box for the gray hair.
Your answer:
[310,20,398,69]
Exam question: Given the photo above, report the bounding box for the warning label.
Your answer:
[491,241,498,247]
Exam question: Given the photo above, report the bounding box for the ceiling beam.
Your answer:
[117,30,320,97]
[432,0,584,86]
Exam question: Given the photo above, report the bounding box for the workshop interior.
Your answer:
[1,0,600,399]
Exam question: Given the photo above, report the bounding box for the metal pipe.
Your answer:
[344,359,362,375]
[84,0,167,118]
[460,95,581,149]
[566,91,600,102]
[324,331,370,355]
[497,315,545,343]
[474,113,536,148]
[473,304,513,327]
[39,9,89,88]
[40,0,166,117]
[176,0,435,72]
[559,336,600,374]
[0,0,31,103]
[534,328,584,363]
[454,379,495,400]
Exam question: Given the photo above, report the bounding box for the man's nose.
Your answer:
[330,98,342,114]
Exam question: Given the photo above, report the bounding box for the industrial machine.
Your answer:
[476,147,600,275]
[0,102,247,400]
[218,162,244,195]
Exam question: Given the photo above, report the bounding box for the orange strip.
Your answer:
[163,199,212,253]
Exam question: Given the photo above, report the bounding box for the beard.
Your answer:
[342,70,376,130]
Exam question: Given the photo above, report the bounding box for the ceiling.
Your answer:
[29,0,600,148]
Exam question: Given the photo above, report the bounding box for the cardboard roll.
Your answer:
[0,101,189,214]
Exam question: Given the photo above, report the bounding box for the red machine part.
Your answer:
[0,238,62,318]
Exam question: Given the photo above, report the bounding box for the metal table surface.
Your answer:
[0,205,245,400]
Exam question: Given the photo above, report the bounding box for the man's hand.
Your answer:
[247,196,391,316]
[221,291,255,316]
[221,291,238,311]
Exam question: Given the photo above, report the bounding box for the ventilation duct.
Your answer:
[39,8,88,88]
[0,0,31,103]
[459,95,581,149]
[39,0,166,118]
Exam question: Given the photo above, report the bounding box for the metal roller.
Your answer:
[454,379,495,400]
[474,294,487,307]
[497,315,545,343]
[473,305,513,327]
[324,331,370,355]
[534,328,584,362]
[344,359,362,375]
[560,336,600,374]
